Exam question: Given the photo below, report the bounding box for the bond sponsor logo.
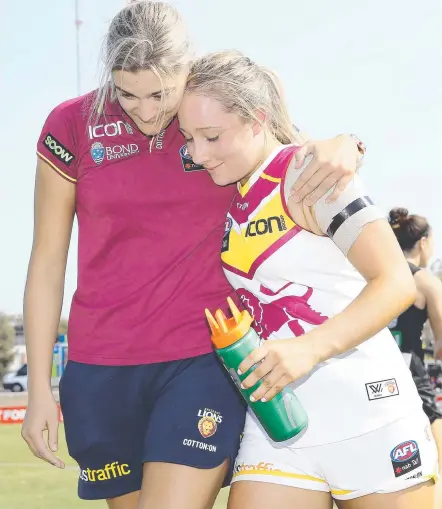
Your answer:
[197,408,222,438]
[79,462,131,482]
[237,202,249,210]
[43,133,75,166]
[88,121,133,139]
[105,144,139,161]
[365,378,399,401]
[179,145,205,172]
[90,142,139,164]
[245,215,287,237]
[222,217,233,253]
[390,440,421,477]
[234,462,281,474]
[182,439,217,452]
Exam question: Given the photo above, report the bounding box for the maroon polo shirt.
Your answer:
[36,91,236,365]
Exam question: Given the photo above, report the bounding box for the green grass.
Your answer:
[0,424,229,509]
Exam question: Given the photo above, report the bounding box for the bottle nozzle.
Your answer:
[227,296,241,324]
[215,310,229,333]
[205,298,254,349]
[205,308,219,336]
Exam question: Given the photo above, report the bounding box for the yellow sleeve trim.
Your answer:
[37,152,77,183]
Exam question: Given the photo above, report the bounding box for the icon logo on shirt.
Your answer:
[245,216,287,237]
[179,145,205,172]
[88,121,133,139]
[91,142,105,164]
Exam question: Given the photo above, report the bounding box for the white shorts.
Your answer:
[232,409,439,501]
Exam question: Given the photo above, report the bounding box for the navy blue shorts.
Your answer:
[59,353,246,500]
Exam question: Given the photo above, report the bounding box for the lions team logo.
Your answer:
[197,408,223,438]
[91,142,105,164]
[387,382,397,393]
[198,416,217,438]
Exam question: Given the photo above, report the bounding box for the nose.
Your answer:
[190,142,210,166]
[137,99,159,123]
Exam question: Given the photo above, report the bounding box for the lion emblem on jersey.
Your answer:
[198,416,217,438]
[387,383,396,393]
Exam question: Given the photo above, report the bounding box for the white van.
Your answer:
[3,364,28,392]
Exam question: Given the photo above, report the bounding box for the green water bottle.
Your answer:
[205,297,308,442]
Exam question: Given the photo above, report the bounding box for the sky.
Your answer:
[1,0,441,317]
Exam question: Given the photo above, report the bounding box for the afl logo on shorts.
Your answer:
[390,440,421,477]
[179,145,205,172]
[198,416,217,438]
[91,142,105,165]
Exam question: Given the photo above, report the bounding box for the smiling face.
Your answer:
[112,69,187,136]
[178,92,269,186]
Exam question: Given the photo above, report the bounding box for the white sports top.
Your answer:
[221,145,422,447]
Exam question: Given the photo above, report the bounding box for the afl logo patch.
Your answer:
[198,416,217,438]
[91,142,105,165]
[390,440,421,477]
[179,145,205,172]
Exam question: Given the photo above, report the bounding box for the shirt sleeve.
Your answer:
[36,102,79,183]
[313,174,386,255]
[283,155,385,256]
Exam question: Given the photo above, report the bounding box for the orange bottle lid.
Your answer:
[205,297,253,349]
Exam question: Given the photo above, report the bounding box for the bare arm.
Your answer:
[417,271,442,359]
[22,158,75,466]
[308,220,416,362]
[25,159,75,392]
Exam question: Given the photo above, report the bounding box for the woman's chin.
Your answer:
[209,173,234,187]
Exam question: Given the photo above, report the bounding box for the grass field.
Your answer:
[0,424,229,509]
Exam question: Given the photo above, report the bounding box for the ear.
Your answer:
[419,237,428,251]
[251,110,266,136]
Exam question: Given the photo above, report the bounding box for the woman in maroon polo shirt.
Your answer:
[22,2,364,508]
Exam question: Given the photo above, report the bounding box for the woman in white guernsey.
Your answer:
[178,51,438,509]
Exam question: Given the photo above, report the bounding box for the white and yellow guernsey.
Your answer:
[221,145,422,447]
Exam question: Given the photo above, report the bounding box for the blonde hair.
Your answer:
[186,50,299,145]
[90,1,193,123]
